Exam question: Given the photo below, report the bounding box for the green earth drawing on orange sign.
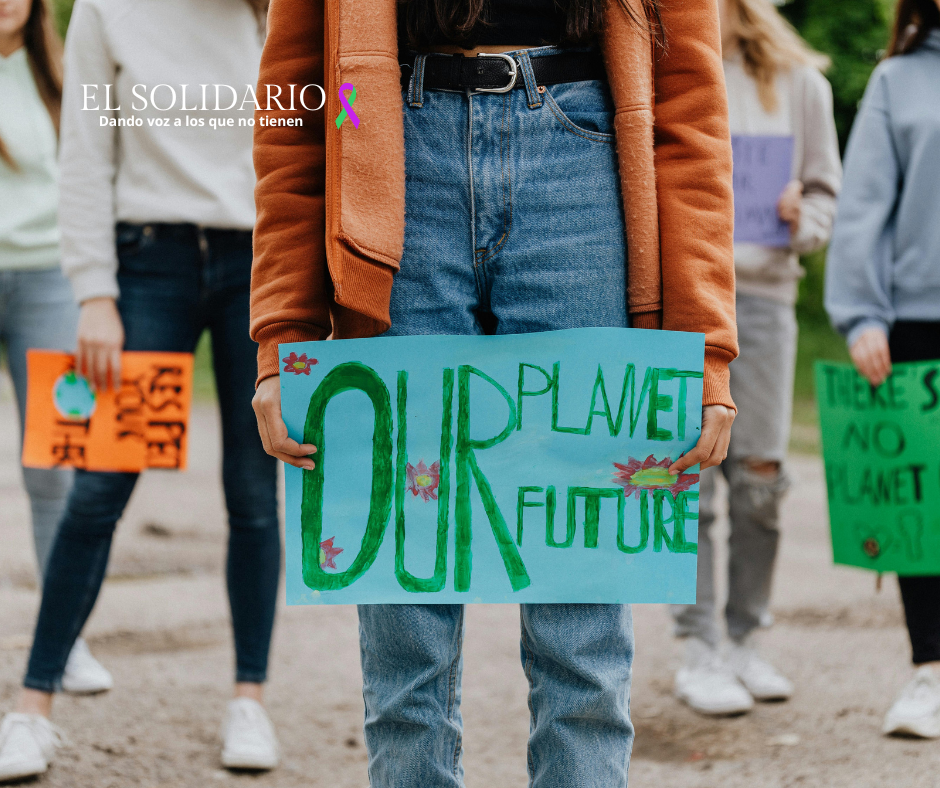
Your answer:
[52,371,96,421]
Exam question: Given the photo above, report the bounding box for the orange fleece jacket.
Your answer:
[250,0,739,408]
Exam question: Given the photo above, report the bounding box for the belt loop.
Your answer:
[408,53,427,108]
[515,51,542,109]
[196,225,209,261]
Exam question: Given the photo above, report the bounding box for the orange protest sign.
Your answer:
[22,350,194,473]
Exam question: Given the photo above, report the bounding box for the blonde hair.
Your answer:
[724,0,830,113]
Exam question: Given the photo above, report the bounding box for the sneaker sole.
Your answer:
[883,719,940,739]
[221,753,279,771]
[676,690,753,717]
[0,757,48,782]
[61,683,113,696]
[751,691,793,702]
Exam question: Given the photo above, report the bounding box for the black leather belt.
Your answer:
[401,51,606,93]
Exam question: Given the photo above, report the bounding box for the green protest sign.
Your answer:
[816,360,940,574]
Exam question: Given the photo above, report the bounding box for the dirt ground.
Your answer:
[1,385,939,788]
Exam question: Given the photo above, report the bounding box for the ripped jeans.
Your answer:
[672,293,795,646]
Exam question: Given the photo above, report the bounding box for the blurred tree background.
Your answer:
[781,0,892,150]
[52,0,73,38]
[49,0,901,445]
[780,0,893,449]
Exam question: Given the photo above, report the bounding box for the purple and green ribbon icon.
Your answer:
[335,83,359,129]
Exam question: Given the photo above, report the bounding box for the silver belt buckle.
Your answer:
[475,52,519,93]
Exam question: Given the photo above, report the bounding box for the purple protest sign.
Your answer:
[731,135,794,248]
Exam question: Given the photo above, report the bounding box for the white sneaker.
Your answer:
[883,666,940,738]
[61,638,113,695]
[675,637,754,716]
[0,714,65,782]
[728,639,793,701]
[221,698,280,770]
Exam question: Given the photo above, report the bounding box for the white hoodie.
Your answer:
[58,0,263,303]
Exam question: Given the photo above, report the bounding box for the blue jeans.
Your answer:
[0,268,78,579]
[24,224,280,690]
[359,47,634,788]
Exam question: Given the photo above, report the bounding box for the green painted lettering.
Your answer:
[653,490,698,554]
[566,487,625,548]
[394,369,453,593]
[455,366,530,592]
[516,364,555,430]
[301,363,393,590]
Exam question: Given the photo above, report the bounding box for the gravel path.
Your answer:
[1,393,937,788]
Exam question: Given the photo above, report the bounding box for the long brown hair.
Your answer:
[399,0,663,51]
[722,0,829,113]
[0,0,62,170]
[887,0,940,56]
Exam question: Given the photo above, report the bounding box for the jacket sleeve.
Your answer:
[791,68,842,256]
[824,67,898,348]
[250,0,331,384]
[58,0,120,304]
[650,0,739,410]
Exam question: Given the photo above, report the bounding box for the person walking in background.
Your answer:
[825,0,940,740]
[671,0,841,716]
[0,0,112,703]
[0,0,282,780]
[249,0,738,784]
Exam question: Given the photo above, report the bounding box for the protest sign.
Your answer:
[816,360,940,575]
[731,134,794,247]
[280,327,705,605]
[22,350,194,473]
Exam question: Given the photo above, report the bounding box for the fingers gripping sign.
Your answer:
[668,405,735,475]
[253,376,317,470]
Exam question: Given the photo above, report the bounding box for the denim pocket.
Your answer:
[115,223,156,258]
[542,80,615,143]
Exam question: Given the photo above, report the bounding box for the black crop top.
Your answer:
[400,0,574,49]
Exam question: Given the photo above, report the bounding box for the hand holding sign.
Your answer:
[850,327,892,387]
[817,360,940,574]
[731,135,795,247]
[253,375,317,470]
[776,179,803,234]
[23,350,194,473]
[76,297,125,392]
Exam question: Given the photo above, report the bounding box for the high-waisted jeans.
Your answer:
[359,47,635,788]
[0,268,78,579]
[24,224,280,690]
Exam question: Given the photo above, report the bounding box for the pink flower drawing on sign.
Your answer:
[612,455,698,499]
[319,537,343,570]
[406,460,441,502]
[283,352,318,375]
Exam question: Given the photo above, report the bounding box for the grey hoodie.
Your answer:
[825,30,940,346]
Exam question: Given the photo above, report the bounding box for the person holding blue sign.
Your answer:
[671,0,841,717]
[248,0,740,784]
[825,0,940,740]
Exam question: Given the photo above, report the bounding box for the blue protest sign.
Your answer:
[280,327,704,605]
[731,134,794,247]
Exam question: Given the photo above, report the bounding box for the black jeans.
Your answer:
[24,224,280,690]
[889,320,940,665]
